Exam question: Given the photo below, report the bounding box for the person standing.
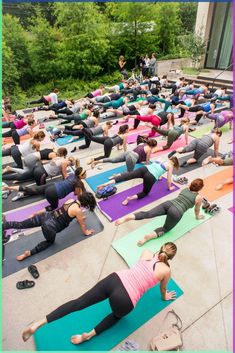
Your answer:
[149,53,157,77]
[118,56,128,80]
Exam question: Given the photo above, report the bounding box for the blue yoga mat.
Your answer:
[55,134,85,146]
[34,278,183,351]
[85,163,147,192]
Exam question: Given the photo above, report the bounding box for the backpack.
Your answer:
[95,185,117,199]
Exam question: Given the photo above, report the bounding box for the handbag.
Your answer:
[150,310,183,351]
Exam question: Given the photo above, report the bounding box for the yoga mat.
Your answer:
[22,108,34,114]
[3,134,30,144]
[97,178,179,222]
[112,208,211,267]
[151,136,193,158]
[3,210,104,278]
[174,148,221,176]
[4,191,75,220]
[55,134,84,146]
[200,167,233,201]
[34,278,183,351]
[189,123,231,138]
[228,206,234,213]
[85,163,150,192]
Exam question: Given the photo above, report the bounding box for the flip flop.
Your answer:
[16,280,35,290]
[28,265,40,279]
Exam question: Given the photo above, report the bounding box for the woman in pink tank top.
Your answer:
[22,243,177,345]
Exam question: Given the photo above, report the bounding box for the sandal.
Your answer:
[28,265,40,279]
[16,280,35,290]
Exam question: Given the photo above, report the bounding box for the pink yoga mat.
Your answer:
[151,136,193,158]
[98,177,178,221]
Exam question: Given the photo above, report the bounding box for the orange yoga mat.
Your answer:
[3,134,30,144]
[201,167,233,201]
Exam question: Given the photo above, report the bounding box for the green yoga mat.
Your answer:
[112,209,211,267]
[34,278,183,351]
[189,123,231,138]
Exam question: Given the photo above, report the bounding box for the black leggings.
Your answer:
[19,183,59,209]
[3,165,48,185]
[30,96,49,105]
[57,108,74,116]
[4,213,58,255]
[114,167,156,199]
[2,145,23,168]
[2,129,20,144]
[46,273,134,335]
[152,127,180,149]
[135,201,183,234]
[83,129,114,160]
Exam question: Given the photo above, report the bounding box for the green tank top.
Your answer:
[171,188,197,213]
[119,83,124,90]
[146,161,166,180]
[79,111,88,120]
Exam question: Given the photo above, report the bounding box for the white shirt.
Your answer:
[49,92,58,105]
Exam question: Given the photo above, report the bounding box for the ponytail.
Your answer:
[158,242,177,267]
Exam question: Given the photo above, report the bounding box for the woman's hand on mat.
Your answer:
[164,290,177,300]
[196,214,205,220]
[84,229,94,236]
[168,186,175,191]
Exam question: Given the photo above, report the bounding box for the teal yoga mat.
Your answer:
[34,278,183,351]
[55,134,85,146]
[85,163,147,192]
[112,209,211,267]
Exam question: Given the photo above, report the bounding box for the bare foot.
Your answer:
[137,239,145,246]
[202,156,212,166]
[2,166,11,174]
[122,197,130,206]
[215,184,223,191]
[87,159,94,165]
[115,218,125,226]
[108,173,120,180]
[16,250,31,261]
[22,322,38,342]
[71,332,90,345]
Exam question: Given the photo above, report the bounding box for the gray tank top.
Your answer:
[173,125,184,136]
[111,135,123,145]
[18,140,34,156]
[90,125,103,136]
[85,118,95,128]
[171,188,197,213]
[44,157,64,177]
[24,153,41,168]
[200,134,214,147]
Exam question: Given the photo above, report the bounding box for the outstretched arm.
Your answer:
[194,195,204,220]
[75,208,94,236]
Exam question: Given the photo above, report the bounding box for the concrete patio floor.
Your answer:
[2,109,233,351]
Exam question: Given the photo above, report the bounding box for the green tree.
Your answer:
[2,14,31,89]
[181,27,207,67]
[153,3,182,55]
[54,3,110,79]
[105,3,157,67]
[2,39,20,95]
[28,13,59,84]
[179,3,198,34]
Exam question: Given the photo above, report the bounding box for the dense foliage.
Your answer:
[2,2,198,107]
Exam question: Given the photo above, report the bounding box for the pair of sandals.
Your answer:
[173,175,188,185]
[202,198,220,216]
[16,265,40,290]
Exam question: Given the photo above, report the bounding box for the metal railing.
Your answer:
[211,63,233,89]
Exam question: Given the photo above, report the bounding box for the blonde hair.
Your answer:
[180,117,190,124]
[158,242,177,266]
[68,157,80,168]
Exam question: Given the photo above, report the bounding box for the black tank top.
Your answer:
[40,148,54,160]
[52,201,79,231]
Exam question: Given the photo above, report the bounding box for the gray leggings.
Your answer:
[181,136,214,160]
[103,151,139,172]
[134,201,183,234]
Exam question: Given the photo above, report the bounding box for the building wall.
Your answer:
[195,2,214,67]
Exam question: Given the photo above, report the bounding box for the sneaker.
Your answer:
[11,192,25,201]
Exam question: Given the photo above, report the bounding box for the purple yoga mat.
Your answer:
[5,192,75,224]
[97,178,179,221]
[228,207,234,213]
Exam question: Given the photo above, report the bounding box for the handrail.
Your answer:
[211,63,233,88]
